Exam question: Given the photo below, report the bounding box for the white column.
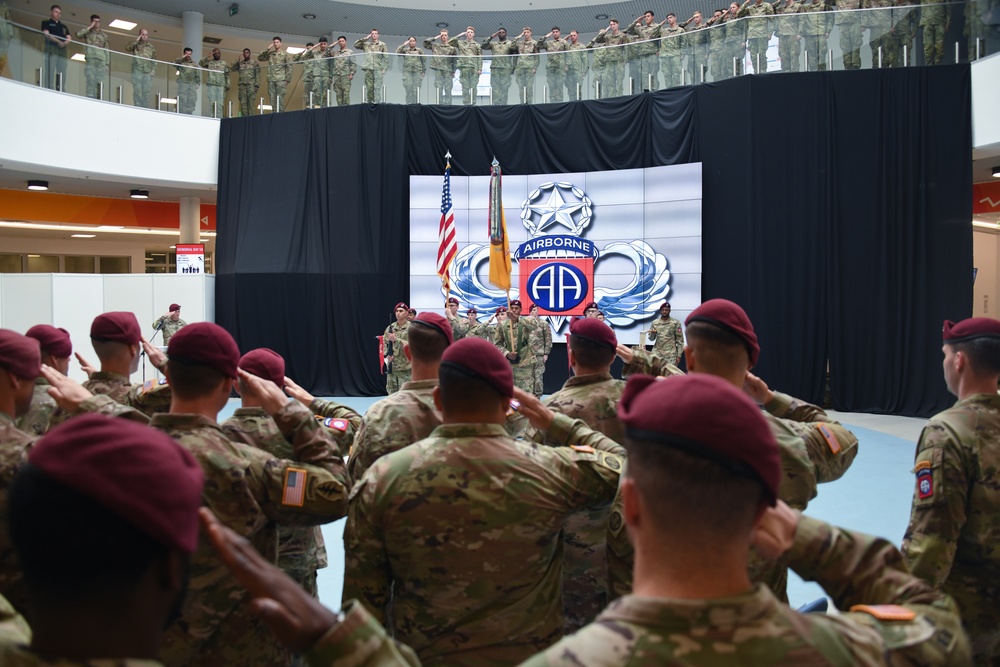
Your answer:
[182,11,204,115]
[179,196,200,244]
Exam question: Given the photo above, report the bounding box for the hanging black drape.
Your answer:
[216,65,971,417]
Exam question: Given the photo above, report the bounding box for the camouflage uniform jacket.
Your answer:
[124,39,156,73]
[528,373,625,446]
[395,45,426,73]
[660,26,686,55]
[232,57,259,86]
[647,316,684,365]
[75,27,109,65]
[197,57,230,88]
[422,38,457,71]
[139,402,351,667]
[512,37,541,72]
[527,317,552,359]
[565,42,589,72]
[536,35,570,68]
[494,317,538,368]
[481,37,516,72]
[309,398,363,457]
[0,413,34,615]
[588,30,630,64]
[348,378,441,482]
[466,320,491,340]
[295,48,331,79]
[902,392,1000,664]
[775,2,805,35]
[383,321,411,373]
[447,37,483,71]
[331,48,357,77]
[173,57,200,84]
[79,371,172,419]
[802,2,834,35]
[446,313,469,340]
[625,19,663,55]
[152,316,187,345]
[620,346,686,378]
[343,414,625,666]
[354,38,388,72]
[257,47,292,83]
[221,407,329,576]
[526,514,970,666]
[741,0,777,38]
[15,378,56,436]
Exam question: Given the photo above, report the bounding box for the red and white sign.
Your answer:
[176,244,205,274]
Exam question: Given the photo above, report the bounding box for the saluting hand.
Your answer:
[742,371,775,405]
[237,369,291,415]
[141,336,167,370]
[750,500,798,559]
[615,343,634,364]
[74,351,97,378]
[283,376,315,407]
[512,387,554,431]
[42,364,94,412]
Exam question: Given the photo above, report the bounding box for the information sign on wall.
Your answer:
[176,244,205,274]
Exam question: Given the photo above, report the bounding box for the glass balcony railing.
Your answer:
[0,2,992,117]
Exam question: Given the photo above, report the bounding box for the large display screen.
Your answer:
[408,162,702,343]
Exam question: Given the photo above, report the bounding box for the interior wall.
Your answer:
[973,226,1000,318]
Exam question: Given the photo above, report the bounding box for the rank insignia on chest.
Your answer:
[915,461,933,499]
[323,417,348,431]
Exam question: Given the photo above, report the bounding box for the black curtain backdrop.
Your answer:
[216,65,971,418]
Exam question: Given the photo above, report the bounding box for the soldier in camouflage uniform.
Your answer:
[198,48,230,116]
[153,304,187,346]
[343,338,624,666]
[588,20,629,97]
[801,0,833,70]
[482,28,516,104]
[775,0,804,71]
[232,48,260,116]
[0,3,13,76]
[259,37,292,112]
[836,0,865,68]
[444,297,468,340]
[866,0,897,66]
[646,301,684,365]
[526,373,970,667]
[383,302,411,394]
[355,30,389,103]
[741,0,776,73]
[16,325,71,437]
[537,27,571,101]
[715,5,744,80]
[174,48,200,115]
[680,12,710,82]
[465,307,491,339]
[902,317,1000,664]
[513,27,542,103]
[125,28,156,108]
[295,39,332,108]
[423,30,456,104]
[658,14,686,87]
[893,0,920,65]
[331,37,356,106]
[920,0,950,64]
[350,313,451,482]
[626,12,662,91]
[564,30,589,100]
[76,15,109,99]
[396,36,426,105]
[527,318,625,635]
[448,27,482,105]
[526,304,552,397]
[493,299,540,394]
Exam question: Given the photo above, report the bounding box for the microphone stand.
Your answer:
[144,320,164,383]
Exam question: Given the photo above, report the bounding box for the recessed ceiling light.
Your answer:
[302,13,316,19]
[71,233,96,238]
[71,53,86,62]
[109,19,137,30]
[27,180,48,191]
[130,189,149,199]
[28,255,40,258]
[993,166,1000,178]
[435,22,449,28]
[595,14,609,20]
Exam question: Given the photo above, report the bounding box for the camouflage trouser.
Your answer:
[748,37,769,72]
[385,368,411,394]
[268,79,287,112]
[311,75,331,107]
[432,68,452,104]
[729,40,746,76]
[205,84,225,116]
[564,67,584,100]
[686,49,708,82]
[895,31,915,65]
[491,68,513,104]
[870,30,896,67]
[301,76,313,107]
[178,81,197,114]
[546,67,567,101]
[132,69,152,107]
[238,84,257,116]
[458,66,478,105]
[401,70,422,104]
[363,68,385,102]
[333,75,351,106]
[632,52,659,90]
[533,355,545,397]
[515,67,535,103]
[85,60,107,99]
[562,508,610,634]
[659,54,682,87]
[837,17,864,68]
[595,61,623,97]
[801,34,829,70]
[921,21,947,64]
[778,34,801,71]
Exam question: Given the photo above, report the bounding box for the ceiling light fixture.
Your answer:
[303,13,316,19]
[0,221,217,237]
[435,22,449,28]
[595,14,609,20]
[71,233,96,238]
[108,19,137,30]
[993,166,1000,178]
[27,180,48,191]
[130,189,149,199]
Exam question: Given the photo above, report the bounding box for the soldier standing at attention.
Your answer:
[153,303,187,345]
[343,337,624,665]
[482,28,516,104]
[16,325,71,436]
[527,303,551,397]
[658,13,686,87]
[564,30,588,100]
[775,0,804,71]
[174,47,200,114]
[198,47,230,115]
[383,302,411,394]
[395,36,426,105]
[258,36,292,112]
[902,317,1000,664]
[513,27,541,103]
[493,299,540,394]
[800,0,832,70]
[355,29,388,103]
[232,48,260,116]
[465,307,491,339]
[445,296,468,339]
[424,29,457,104]
[588,19,629,97]
[124,28,156,107]
[330,36,356,106]
[537,27,570,101]
[626,11,662,91]
[349,312,452,481]
[646,301,684,365]
[919,0,949,64]
[76,14,109,99]
[836,0,864,68]
[448,26,482,105]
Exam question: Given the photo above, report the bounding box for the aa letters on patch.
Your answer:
[282,467,308,507]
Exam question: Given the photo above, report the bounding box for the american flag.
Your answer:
[437,156,457,293]
[281,468,307,507]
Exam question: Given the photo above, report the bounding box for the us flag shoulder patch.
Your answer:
[282,467,308,507]
[816,423,842,454]
[324,417,348,432]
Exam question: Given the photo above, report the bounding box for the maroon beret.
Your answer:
[618,373,781,506]
[91,312,141,345]
[447,297,460,305]
[239,348,285,386]
[942,318,1000,345]
[441,337,513,398]
[570,316,617,350]
[584,301,599,311]
[0,330,41,380]
[167,322,240,379]
[169,303,181,312]
[660,301,671,308]
[412,312,454,345]
[29,415,204,553]
[394,302,409,311]
[408,308,417,315]
[468,308,478,315]
[509,299,523,307]
[25,324,72,358]
[685,299,760,368]
[495,307,507,315]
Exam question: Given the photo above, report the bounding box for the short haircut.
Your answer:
[466,25,475,31]
[667,12,676,17]
[306,42,314,47]
[407,320,451,364]
[91,338,132,363]
[551,26,560,31]
[90,14,100,20]
[523,26,532,31]
[10,464,170,601]
[438,363,505,413]
[166,358,228,400]
[645,10,655,16]
[684,320,749,374]
[243,47,251,52]
[952,338,1000,376]
[570,334,615,370]
[273,36,282,41]
[183,47,193,54]
[50,4,61,10]
[338,35,346,41]
[624,435,766,538]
